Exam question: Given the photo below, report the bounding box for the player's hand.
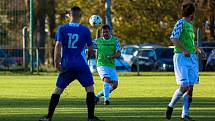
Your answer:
[197,48,207,60]
[183,50,190,57]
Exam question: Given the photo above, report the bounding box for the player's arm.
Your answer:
[108,38,121,59]
[170,19,190,57]
[86,28,95,60]
[87,45,94,59]
[196,47,207,59]
[108,51,121,59]
[171,39,190,57]
[54,41,62,71]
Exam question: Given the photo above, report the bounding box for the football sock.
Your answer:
[103,82,112,101]
[182,94,189,117]
[86,92,95,119]
[47,94,60,118]
[168,88,183,108]
[96,85,113,98]
[182,94,192,118]
[96,90,104,98]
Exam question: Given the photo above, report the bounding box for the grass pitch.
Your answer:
[0,72,215,121]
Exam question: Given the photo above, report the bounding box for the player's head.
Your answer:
[69,6,81,22]
[181,1,195,20]
[101,24,111,40]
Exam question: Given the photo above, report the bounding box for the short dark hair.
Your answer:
[71,6,81,12]
[181,1,195,17]
[101,24,110,30]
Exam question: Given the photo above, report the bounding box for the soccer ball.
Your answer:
[89,15,102,27]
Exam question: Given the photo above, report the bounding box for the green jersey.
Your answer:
[170,19,196,53]
[96,36,121,69]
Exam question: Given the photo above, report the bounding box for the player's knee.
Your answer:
[53,87,64,95]
[85,85,94,92]
[180,86,189,93]
[103,77,111,83]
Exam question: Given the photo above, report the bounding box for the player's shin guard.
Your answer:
[96,85,113,98]
[103,82,112,101]
[47,94,60,118]
[86,92,95,119]
[168,88,183,108]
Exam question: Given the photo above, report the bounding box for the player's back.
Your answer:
[56,23,93,69]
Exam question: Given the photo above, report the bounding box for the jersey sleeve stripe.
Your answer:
[116,39,121,52]
[170,19,184,39]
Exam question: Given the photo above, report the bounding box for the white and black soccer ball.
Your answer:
[89,15,102,27]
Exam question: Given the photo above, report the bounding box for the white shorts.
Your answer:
[173,53,199,87]
[97,66,118,81]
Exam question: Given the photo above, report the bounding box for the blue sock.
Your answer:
[182,94,191,118]
[103,82,112,101]
[96,90,104,98]
[168,88,183,108]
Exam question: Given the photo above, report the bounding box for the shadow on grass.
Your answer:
[0,97,215,121]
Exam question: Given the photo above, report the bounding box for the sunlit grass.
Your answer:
[0,73,215,121]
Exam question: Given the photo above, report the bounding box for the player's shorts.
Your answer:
[56,65,94,88]
[173,53,199,87]
[97,66,118,81]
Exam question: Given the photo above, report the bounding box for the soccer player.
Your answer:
[39,6,104,121]
[165,1,206,121]
[94,24,121,105]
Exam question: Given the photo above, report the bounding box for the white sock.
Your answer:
[103,82,112,101]
[168,88,183,107]
[182,94,191,118]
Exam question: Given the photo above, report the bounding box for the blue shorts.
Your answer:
[56,65,94,88]
[97,66,118,81]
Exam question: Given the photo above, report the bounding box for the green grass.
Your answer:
[0,73,215,121]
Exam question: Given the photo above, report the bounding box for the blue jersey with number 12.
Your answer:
[55,23,93,68]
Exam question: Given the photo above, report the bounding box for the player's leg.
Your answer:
[103,68,119,105]
[181,86,194,121]
[39,71,74,121]
[95,66,112,104]
[181,58,198,120]
[103,77,112,105]
[39,87,64,121]
[95,81,118,99]
[166,54,189,120]
[77,65,104,121]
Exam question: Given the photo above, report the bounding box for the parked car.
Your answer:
[0,49,17,68]
[199,47,214,71]
[205,49,215,71]
[154,48,174,71]
[7,49,23,66]
[130,48,156,71]
[130,47,174,72]
[121,44,162,66]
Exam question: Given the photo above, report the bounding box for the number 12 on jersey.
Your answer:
[68,33,79,49]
